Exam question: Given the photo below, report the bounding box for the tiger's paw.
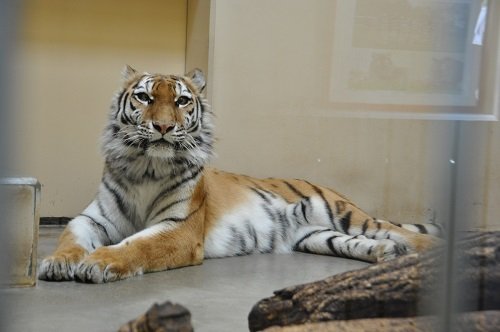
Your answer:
[374,239,408,262]
[38,248,87,281]
[75,247,141,283]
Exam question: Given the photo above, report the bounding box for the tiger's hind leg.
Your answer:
[285,194,442,254]
[292,226,407,262]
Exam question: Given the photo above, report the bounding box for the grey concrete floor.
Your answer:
[2,226,370,332]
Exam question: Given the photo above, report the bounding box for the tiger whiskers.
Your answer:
[122,133,148,147]
[179,134,199,153]
[117,125,151,147]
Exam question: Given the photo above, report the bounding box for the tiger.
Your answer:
[38,66,443,283]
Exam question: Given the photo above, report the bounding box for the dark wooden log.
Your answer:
[261,311,500,332]
[118,301,193,332]
[248,232,500,332]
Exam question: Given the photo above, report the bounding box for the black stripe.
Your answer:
[186,99,201,133]
[150,197,191,221]
[414,224,428,234]
[106,167,130,194]
[147,166,204,214]
[361,219,369,235]
[277,212,289,241]
[251,180,277,196]
[268,229,276,252]
[249,182,277,199]
[249,187,271,204]
[96,199,109,222]
[95,199,124,239]
[283,181,307,199]
[260,247,273,254]
[246,222,259,252]
[229,226,241,251]
[116,89,126,111]
[159,216,186,223]
[120,92,133,124]
[159,195,206,223]
[389,221,403,227]
[230,227,246,255]
[261,203,276,222]
[129,100,136,111]
[110,124,120,136]
[339,211,352,234]
[293,229,331,251]
[300,200,309,223]
[306,182,335,229]
[188,120,199,134]
[292,204,300,220]
[300,245,314,254]
[102,178,129,220]
[238,230,248,255]
[120,110,132,125]
[326,236,341,256]
[80,214,110,241]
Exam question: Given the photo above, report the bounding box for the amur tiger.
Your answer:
[39,67,443,283]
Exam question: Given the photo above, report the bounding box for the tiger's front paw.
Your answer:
[75,247,140,283]
[38,247,87,281]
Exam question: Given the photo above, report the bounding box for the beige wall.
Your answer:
[209,0,500,230]
[14,0,187,217]
[13,0,500,232]
[186,0,211,77]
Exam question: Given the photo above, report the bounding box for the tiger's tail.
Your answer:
[384,220,445,238]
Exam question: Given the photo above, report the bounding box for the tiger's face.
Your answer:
[108,66,212,162]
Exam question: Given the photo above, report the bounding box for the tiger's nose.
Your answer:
[152,122,175,135]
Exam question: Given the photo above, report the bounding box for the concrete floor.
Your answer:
[2,226,370,332]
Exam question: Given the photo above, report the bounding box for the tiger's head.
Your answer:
[103,66,214,167]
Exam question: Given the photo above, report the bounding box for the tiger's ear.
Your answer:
[186,68,206,93]
[122,65,138,81]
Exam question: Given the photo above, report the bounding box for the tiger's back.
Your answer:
[203,169,441,260]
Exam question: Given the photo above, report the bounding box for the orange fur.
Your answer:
[51,228,88,262]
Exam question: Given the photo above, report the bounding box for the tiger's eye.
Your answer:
[135,92,151,103]
[176,96,190,107]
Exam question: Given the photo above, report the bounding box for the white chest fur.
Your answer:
[129,180,192,229]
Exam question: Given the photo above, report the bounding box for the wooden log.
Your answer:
[248,232,500,332]
[118,301,193,332]
[261,311,500,332]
